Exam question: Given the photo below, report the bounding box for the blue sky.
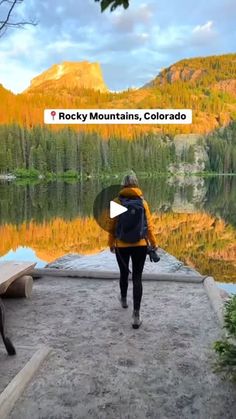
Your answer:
[0,0,235,93]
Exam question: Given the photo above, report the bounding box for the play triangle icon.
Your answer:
[110,201,128,219]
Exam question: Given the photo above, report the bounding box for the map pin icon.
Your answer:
[51,111,56,120]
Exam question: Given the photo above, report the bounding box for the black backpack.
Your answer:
[115,195,148,243]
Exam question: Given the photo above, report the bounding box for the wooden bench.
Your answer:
[0,262,36,356]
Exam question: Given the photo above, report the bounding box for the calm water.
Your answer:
[0,176,235,292]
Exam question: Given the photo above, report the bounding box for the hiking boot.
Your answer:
[120,296,128,309]
[132,310,142,329]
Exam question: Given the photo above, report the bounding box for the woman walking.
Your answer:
[108,172,158,329]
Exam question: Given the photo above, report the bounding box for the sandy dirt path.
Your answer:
[2,276,236,419]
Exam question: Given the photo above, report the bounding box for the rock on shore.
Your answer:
[46,248,201,276]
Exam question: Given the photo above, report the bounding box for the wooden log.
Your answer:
[32,268,205,283]
[2,276,33,298]
[204,276,225,327]
[0,262,36,294]
[0,346,52,419]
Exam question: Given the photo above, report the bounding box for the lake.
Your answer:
[0,175,235,293]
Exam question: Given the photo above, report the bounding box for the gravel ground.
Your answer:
[1,276,235,419]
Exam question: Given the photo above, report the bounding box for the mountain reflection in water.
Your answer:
[0,176,235,286]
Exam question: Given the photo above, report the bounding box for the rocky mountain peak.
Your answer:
[145,53,236,87]
[24,61,108,93]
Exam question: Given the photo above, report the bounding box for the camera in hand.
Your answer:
[147,246,160,263]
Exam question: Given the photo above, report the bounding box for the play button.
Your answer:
[110,200,127,219]
[93,184,141,233]
[93,184,122,233]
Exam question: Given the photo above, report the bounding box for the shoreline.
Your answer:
[0,172,235,182]
[43,248,201,277]
[43,250,235,296]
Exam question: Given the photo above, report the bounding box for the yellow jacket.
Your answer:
[108,187,157,248]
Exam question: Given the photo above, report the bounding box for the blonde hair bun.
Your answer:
[121,170,139,187]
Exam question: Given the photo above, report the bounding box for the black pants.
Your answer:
[115,246,147,311]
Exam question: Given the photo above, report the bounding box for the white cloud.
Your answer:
[193,20,214,34]
[191,21,217,45]
[147,20,217,54]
